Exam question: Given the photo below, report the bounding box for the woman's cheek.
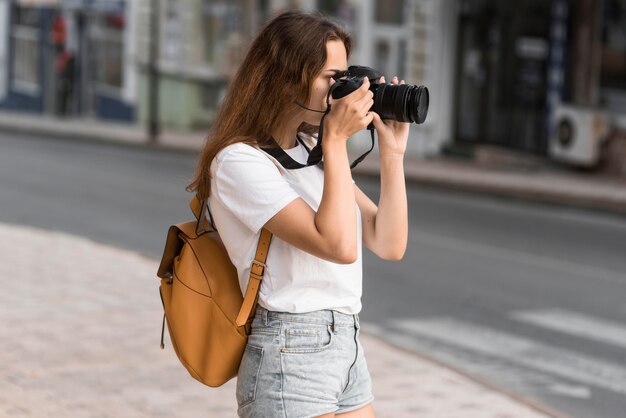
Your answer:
[309,89,323,109]
[318,90,326,108]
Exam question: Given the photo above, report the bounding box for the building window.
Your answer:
[375,39,391,77]
[200,81,226,111]
[319,0,358,33]
[375,0,404,25]
[601,0,626,90]
[89,13,124,92]
[201,1,245,66]
[397,39,407,80]
[319,0,341,15]
[257,0,269,25]
[11,6,40,94]
[163,0,186,63]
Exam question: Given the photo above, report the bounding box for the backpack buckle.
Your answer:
[250,260,266,277]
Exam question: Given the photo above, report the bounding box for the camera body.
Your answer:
[329,65,429,125]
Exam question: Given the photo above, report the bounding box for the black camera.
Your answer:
[329,65,429,125]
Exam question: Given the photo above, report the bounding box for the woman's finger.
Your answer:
[356,96,373,118]
[354,89,374,112]
[363,111,375,127]
[369,111,386,131]
[353,77,371,100]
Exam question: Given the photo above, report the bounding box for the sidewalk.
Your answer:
[0,222,567,418]
[1,111,624,215]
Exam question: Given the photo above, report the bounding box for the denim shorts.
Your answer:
[236,305,375,418]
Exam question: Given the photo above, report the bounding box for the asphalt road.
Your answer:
[1,131,625,418]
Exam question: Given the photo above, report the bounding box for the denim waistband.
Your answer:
[255,305,359,328]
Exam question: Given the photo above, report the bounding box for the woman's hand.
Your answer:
[370,76,410,158]
[324,77,375,145]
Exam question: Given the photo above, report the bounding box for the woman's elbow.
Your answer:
[308,233,357,264]
[325,233,358,264]
[386,251,405,261]
[382,246,406,261]
[333,243,358,264]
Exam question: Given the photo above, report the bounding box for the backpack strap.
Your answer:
[236,227,272,328]
[189,194,273,330]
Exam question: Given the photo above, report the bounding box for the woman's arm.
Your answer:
[356,75,410,260]
[355,156,407,260]
[264,139,358,264]
[264,78,374,264]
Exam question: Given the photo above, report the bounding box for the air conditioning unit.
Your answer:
[549,104,609,167]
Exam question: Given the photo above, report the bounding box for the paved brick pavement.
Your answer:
[0,222,566,417]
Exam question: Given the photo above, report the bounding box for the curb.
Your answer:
[0,119,200,155]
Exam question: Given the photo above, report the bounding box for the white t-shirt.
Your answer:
[209,135,363,314]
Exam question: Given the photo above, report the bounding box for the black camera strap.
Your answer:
[261,134,313,169]
[260,88,375,170]
[350,129,375,168]
[262,131,374,170]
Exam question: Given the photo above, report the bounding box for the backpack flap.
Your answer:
[156,221,194,279]
[158,193,213,280]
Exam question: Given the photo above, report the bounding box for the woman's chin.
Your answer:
[298,121,321,133]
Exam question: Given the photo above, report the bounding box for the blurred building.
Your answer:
[343,0,625,164]
[0,0,135,121]
[450,0,625,167]
[0,0,624,168]
[260,0,456,158]
[134,0,257,131]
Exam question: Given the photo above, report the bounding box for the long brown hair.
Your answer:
[186,11,352,201]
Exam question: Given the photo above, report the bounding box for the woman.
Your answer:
[186,11,408,418]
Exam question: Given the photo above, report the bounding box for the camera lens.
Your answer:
[372,83,429,124]
[410,85,429,124]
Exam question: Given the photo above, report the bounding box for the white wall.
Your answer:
[270,0,316,13]
[350,0,443,157]
[351,0,373,66]
[404,0,458,157]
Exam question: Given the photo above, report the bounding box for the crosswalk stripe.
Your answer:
[391,317,626,395]
[510,309,626,349]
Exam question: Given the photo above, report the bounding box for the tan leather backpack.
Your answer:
[156,194,272,387]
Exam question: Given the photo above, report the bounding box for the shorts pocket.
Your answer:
[281,324,335,354]
[236,344,264,407]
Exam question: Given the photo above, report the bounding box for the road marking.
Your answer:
[411,231,626,286]
[510,309,626,349]
[391,317,626,395]
[547,384,591,399]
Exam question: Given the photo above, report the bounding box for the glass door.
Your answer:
[454,0,551,155]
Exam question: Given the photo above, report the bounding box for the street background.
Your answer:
[1,1,626,417]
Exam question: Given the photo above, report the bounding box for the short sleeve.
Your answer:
[212,144,300,233]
